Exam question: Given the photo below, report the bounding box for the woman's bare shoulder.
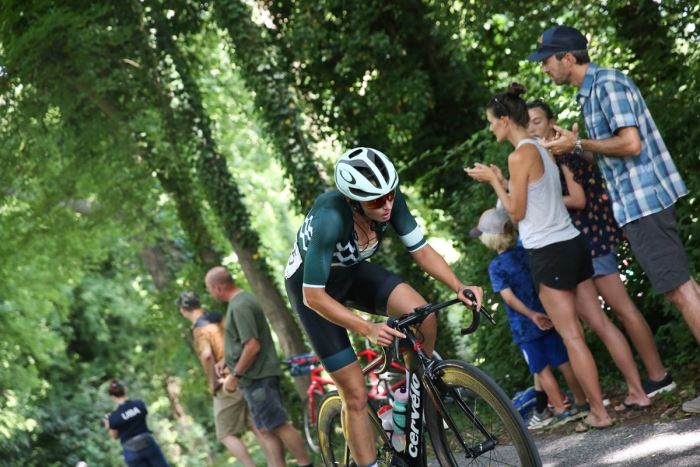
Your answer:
[508,143,540,166]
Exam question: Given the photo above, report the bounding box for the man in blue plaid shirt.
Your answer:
[525,25,700,414]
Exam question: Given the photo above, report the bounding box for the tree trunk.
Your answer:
[157,170,222,272]
[140,243,171,291]
[146,8,312,400]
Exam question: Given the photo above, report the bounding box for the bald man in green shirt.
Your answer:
[207,267,313,467]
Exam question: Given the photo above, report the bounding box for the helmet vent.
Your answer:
[367,149,389,183]
[349,187,374,198]
[347,148,364,159]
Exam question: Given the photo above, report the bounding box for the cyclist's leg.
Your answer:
[387,284,437,356]
[286,273,378,465]
[345,262,436,356]
[328,361,378,466]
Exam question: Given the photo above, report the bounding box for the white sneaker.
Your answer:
[528,409,553,431]
[682,396,700,413]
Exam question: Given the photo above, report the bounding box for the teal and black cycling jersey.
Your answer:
[285,188,426,288]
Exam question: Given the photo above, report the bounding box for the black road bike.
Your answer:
[316,290,542,467]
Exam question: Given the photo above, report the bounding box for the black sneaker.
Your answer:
[642,372,677,397]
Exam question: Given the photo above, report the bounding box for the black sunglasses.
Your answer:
[491,97,509,116]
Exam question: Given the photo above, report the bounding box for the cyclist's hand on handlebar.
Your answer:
[367,322,406,347]
[458,285,483,310]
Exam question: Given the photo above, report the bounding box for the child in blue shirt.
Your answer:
[473,208,588,429]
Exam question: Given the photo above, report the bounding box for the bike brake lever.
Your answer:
[372,317,397,375]
[480,307,496,325]
[463,289,496,326]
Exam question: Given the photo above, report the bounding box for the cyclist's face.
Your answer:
[360,197,393,222]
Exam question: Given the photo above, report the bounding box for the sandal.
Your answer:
[614,401,652,412]
[574,420,612,433]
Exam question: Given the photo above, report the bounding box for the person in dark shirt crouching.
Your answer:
[104,379,169,467]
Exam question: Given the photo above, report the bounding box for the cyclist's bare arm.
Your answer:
[303,287,405,347]
[411,244,484,310]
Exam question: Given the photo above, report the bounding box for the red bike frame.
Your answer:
[287,347,409,429]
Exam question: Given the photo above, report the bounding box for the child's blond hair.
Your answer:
[479,226,518,252]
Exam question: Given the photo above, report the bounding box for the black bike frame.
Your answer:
[364,296,498,466]
[401,331,497,464]
[363,333,430,467]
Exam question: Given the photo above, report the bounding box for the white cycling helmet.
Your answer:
[334,147,399,201]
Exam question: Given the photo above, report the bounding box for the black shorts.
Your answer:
[527,234,594,291]
[622,204,690,294]
[285,261,404,372]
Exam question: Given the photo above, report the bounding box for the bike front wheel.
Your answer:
[425,360,541,467]
[316,391,392,467]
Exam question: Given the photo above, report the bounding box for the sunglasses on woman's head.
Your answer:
[362,189,396,209]
[492,97,509,115]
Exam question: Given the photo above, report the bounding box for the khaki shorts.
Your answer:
[213,388,254,439]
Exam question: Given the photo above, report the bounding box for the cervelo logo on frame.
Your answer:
[408,372,421,457]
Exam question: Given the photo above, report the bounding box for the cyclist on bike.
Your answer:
[285,147,484,467]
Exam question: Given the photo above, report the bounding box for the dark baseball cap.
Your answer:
[176,291,201,310]
[470,208,512,238]
[526,25,588,62]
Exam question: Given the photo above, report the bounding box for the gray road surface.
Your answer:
[534,415,700,467]
[423,415,700,466]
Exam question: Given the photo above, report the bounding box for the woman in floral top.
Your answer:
[553,151,621,258]
[527,100,674,400]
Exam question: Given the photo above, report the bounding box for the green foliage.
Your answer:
[1,0,699,462]
[255,0,700,394]
[213,0,328,212]
[264,0,485,182]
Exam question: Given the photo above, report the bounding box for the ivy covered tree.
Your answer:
[213,0,329,212]
[1,1,699,464]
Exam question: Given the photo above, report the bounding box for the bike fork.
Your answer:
[422,370,498,459]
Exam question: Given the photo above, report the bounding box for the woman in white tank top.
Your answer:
[466,82,651,430]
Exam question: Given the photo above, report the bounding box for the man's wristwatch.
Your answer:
[231,370,244,379]
[573,137,583,155]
